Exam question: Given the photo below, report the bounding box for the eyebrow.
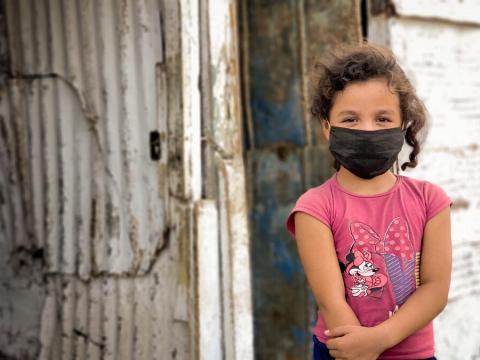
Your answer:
[337,109,395,116]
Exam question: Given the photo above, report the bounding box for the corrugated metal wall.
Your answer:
[0,0,254,358]
[0,0,176,358]
[3,0,166,277]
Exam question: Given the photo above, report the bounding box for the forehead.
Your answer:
[330,78,400,114]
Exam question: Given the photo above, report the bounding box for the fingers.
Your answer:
[328,349,344,359]
[328,349,339,357]
[328,341,348,359]
[325,325,354,337]
[325,338,338,350]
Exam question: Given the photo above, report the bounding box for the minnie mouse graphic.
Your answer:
[340,218,416,304]
[345,250,388,297]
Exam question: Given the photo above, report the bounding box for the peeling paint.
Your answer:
[243,1,360,359]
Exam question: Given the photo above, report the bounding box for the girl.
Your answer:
[285,43,452,360]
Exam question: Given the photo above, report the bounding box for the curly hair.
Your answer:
[310,42,428,171]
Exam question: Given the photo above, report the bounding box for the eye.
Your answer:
[342,117,356,123]
[377,117,391,123]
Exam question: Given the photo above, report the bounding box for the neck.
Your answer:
[336,167,398,196]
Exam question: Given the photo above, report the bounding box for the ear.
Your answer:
[321,119,331,141]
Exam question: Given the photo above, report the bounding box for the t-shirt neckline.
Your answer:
[331,172,402,198]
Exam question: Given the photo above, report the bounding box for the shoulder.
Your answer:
[297,176,335,203]
[400,175,453,222]
[400,174,449,197]
[399,174,429,189]
[285,176,336,236]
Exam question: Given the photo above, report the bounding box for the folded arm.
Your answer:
[374,206,452,348]
[324,206,452,360]
[294,211,361,329]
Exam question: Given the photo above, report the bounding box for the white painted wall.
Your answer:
[371,2,480,359]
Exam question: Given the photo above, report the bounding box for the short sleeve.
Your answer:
[285,188,331,237]
[423,180,453,222]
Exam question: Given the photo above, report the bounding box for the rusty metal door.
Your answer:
[239,0,361,358]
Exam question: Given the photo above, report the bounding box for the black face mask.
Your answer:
[328,125,406,179]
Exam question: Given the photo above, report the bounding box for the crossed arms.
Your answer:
[293,206,451,360]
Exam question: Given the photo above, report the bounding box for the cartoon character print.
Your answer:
[341,217,417,306]
[346,249,388,297]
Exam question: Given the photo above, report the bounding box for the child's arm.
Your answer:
[294,212,361,329]
[374,205,452,347]
[325,206,452,359]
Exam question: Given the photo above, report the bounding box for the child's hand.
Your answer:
[324,325,388,360]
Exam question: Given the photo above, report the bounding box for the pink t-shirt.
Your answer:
[285,173,453,360]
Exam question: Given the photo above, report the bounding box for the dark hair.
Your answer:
[310,42,428,171]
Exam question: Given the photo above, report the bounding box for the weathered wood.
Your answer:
[195,200,222,360]
[205,0,255,359]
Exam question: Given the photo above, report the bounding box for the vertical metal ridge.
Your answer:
[38,78,48,253]
[43,0,54,73]
[18,0,33,72]
[133,276,155,360]
[1,86,13,249]
[29,80,46,249]
[76,0,97,280]
[121,0,146,275]
[58,78,76,275]
[74,104,93,277]
[119,279,136,359]
[86,280,103,359]
[0,89,10,246]
[60,277,75,358]
[100,0,124,274]
[33,0,49,74]
[5,0,21,73]
[90,0,107,279]
[130,0,150,274]
[103,278,119,359]
[43,77,60,271]
[74,278,88,359]
[52,0,67,73]
[109,0,133,274]
[58,0,79,276]
[29,0,39,72]
[71,0,91,278]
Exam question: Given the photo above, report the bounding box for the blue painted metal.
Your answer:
[243,0,360,358]
[247,0,305,147]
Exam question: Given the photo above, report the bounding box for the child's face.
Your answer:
[322,77,402,141]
